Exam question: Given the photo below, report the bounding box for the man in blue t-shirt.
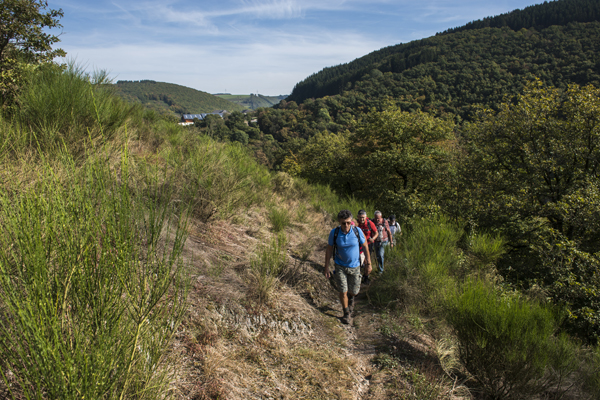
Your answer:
[324,210,372,324]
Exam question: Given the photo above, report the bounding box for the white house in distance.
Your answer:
[179,110,228,126]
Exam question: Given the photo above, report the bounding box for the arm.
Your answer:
[369,222,378,243]
[324,245,333,279]
[386,222,394,246]
[363,241,372,275]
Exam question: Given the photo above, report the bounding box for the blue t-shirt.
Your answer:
[328,226,366,268]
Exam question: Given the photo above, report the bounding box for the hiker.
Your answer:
[324,210,372,324]
[356,210,378,284]
[372,211,393,274]
[388,214,401,244]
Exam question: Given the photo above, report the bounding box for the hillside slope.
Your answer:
[115,80,243,118]
[215,93,286,110]
[287,0,600,117]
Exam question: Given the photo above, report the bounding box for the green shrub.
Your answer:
[250,233,288,304]
[12,63,134,154]
[0,149,188,399]
[165,136,271,222]
[445,280,574,400]
[273,171,294,194]
[368,216,461,309]
[269,206,291,232]
[581,345,600,398]
[468,230,507,267]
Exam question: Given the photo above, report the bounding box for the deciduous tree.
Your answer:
[0,0,65,104]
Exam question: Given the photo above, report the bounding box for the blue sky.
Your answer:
[50,0,544,95]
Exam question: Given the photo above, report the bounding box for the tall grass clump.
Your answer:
[467,230,507,268]
[445,280,577,400]
[9,62,134,155]
[290,179,373,222]
[164,136,271,222]
[368,216,462,309]
[250,233,288,304]
[0,149,188,399]
[269,206,291,232]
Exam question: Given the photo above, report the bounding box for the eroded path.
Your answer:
[170,209,459,399]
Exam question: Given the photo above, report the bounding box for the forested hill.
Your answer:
[115,80,243,119]
[286,0,600,117]
[442,0,600,34]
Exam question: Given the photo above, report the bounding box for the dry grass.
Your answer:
[163,191,466,400]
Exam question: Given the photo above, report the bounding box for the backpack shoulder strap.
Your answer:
[353,226,360,242]
[333,226,340,259]
[365,218,373,233]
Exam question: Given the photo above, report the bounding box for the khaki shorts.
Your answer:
[334,263,362,295]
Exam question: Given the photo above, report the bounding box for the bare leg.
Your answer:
[339,292,348,308]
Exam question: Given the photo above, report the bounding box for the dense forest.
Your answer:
[114,80,243,119]
[287,0,600,113]
[442,0,600,34]
[287,22,600,118]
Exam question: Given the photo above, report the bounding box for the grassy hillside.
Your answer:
[287,0,600,118]
[115,80,244,119]
[215,93,286,110]
[2,61,599,399]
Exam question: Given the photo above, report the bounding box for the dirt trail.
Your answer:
[172,209,455,400]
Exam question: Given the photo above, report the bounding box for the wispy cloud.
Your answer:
[55,0,547,94]
[63,29,383,94]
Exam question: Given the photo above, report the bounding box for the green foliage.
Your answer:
[285,106,455,223]
[445,280,576,400]
[0,0,65,105]
[164,135,272,222]
[467,230,507,268]
[250,233,288,304]
[115,80,243,118]
[368,216,463,309]
[7,63,134,155]
[0,150,187,399]
[460,81,600,342]
[268,206,291,232]
[288,21,600,119]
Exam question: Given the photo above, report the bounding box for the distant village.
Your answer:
[179,109,252,126]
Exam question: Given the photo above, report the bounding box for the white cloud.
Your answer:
[63,31,383,94]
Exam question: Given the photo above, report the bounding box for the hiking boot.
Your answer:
[348,296,355,315]
[341,307,351,325]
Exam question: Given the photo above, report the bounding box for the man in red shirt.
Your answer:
[356,210,377,283]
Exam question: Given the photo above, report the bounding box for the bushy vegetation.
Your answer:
[446,280,575,400]
[0,59,277,397]
[6,63,134,154]
[250,233,288,304]
[0,150,188,399]
[369,217,598,399]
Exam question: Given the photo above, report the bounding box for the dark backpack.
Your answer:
[333,226,361,260]
[363,218,375,235]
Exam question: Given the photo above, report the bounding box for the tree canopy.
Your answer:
[0,0,65,104]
